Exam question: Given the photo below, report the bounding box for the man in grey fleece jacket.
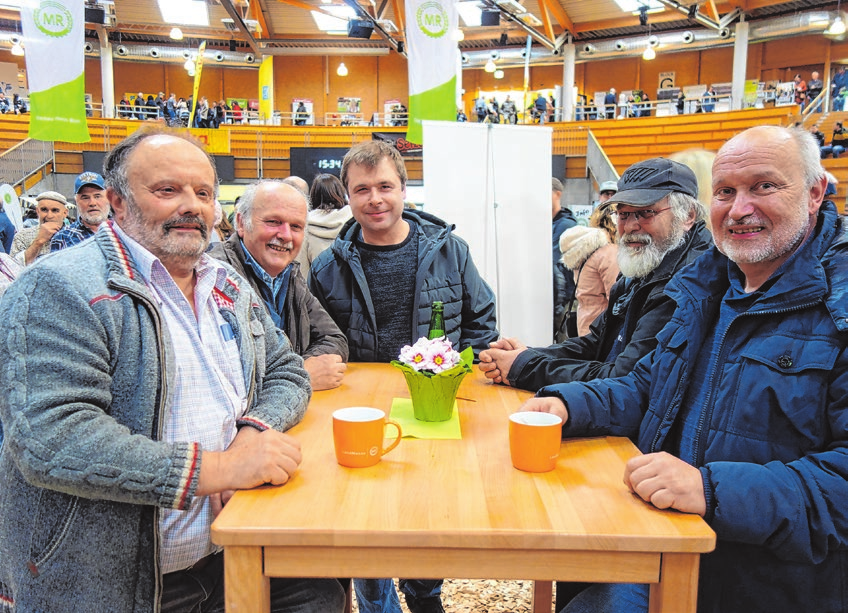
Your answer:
[0,129,344,613]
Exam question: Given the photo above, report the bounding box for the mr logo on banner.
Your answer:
[21,0,90,143]
[405,0,458,144]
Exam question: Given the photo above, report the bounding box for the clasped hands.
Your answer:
[478,337,527,385]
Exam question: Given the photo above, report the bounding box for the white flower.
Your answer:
[398,336,461,374]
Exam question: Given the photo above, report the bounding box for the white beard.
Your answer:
[617,219,688,279]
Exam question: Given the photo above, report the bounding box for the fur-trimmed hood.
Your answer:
[559,226,611,270]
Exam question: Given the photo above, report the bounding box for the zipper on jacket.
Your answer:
[110,279,168,613]
[690,298,822,468]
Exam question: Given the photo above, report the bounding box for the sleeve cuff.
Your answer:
[700,465,716,523]
[237,416,271,432]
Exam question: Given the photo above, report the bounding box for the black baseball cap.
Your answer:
[606,158,698,207]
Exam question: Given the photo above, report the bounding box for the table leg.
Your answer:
[223,546,269,613]
[648,553,699,613]
[531,580,553,613]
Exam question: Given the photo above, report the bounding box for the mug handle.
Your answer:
[382,419,402,456]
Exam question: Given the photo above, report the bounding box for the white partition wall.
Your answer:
[422,121,553,347]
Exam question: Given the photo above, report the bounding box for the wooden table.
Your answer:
[212,363,715,613]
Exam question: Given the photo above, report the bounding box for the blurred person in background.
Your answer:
[295,173,352,270]
[558,204,619,337]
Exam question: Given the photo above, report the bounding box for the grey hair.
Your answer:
[789,127,827,189]
[552,177,564,193]
[236,179,309,231]
[668,191,706,223]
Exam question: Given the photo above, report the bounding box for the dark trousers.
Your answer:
[161,551,346,613]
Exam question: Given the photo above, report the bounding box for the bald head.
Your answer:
[710,125,826,291]
[282,176,309,196]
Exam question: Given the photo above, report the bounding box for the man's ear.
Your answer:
[106,187,127,222]
[235,212,246,238]
[808,175,827,215]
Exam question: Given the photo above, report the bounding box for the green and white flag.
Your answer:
[405,0,458,145]
[21,0,90,143]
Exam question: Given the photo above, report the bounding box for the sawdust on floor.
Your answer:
[350,579,556,613]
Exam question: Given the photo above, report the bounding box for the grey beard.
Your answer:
[617,221,688,279]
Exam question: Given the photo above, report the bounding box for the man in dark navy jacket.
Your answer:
[523,126,848,613]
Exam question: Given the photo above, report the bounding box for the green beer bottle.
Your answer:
[427,301,445,339]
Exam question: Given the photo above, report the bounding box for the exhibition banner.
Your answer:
[188,41,206,128]
[21,0,89,142]
[259,56,274,122]
[405,0,457,144]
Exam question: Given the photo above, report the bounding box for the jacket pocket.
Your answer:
[724,334,839,452]
[28,492,80,574]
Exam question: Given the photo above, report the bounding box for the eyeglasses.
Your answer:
[614,207,672,223]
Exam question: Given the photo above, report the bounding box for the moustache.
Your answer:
[163,216,208,239]
[619,233,652,246]
[268,239,294,251]
[723,215,768,230]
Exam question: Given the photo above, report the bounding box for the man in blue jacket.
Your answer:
[309,139,498,613]
[521,124,848,613]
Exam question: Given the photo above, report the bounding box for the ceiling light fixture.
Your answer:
[170,27,184,40]
[337,62,348,76]
[157,0,209,27]
[484,58,496,72]
[827,2,846,36]
[642,44,655,60]
[184,57,195,71]
[10,39,23,56]
[494,69,504,79]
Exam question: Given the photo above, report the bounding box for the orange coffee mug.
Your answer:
[509,411,563,473]
[333,407,402,468]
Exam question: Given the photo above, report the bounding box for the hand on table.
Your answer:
[515,396,568,424]
[197,426,302,497]
[304,353,347,390]
[623,452,706,516]
[478,337,527,385]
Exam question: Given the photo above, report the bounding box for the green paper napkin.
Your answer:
[390,397,462,440]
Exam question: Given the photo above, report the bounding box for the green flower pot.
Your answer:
[400,368,469,422]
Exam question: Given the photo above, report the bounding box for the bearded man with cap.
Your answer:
[51,171,111,252]
[479,158,712,393]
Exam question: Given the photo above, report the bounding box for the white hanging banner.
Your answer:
[20,0,89,142]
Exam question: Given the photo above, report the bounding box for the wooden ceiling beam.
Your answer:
[392,0,405,35]
[275,0,329,14]
[250,0,271,38]
[573,10,690,34]
[541,0,574,35]
[537,0,555,42]
[706,0,721,22]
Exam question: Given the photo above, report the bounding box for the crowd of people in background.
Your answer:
[0,91,28,115]
[116,91,245,127]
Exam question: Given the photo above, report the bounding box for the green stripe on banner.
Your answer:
[407,76,457,145]
[28,73,90,143]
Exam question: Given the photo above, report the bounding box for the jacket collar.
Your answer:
[97,221,244,307]
[333,208,452,258]
[668,201,848,330]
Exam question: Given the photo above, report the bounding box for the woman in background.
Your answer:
[558,204,619,337]
[295,173,352,270]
